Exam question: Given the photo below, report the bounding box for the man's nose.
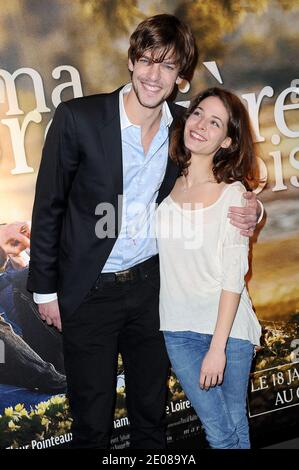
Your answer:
[147,63,161,81]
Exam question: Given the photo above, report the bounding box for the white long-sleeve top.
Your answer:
[156,181,261,346]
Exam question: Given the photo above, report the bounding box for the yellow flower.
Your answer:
[64,420,73,430]
[36,401,48,410]
[50,396,65,405]
[14,403,25,412]
[8,420,20,430]
[19,409,29,417]
[4,407,14,417]
[36,402,48,415]
[41,417,50,427]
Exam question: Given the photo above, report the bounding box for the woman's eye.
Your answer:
[211,120,220,127]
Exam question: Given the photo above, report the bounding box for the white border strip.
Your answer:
[249,402,299,418]
[248,361,299,417]
[250,361,299,375]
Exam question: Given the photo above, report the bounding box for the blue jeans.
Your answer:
[164,331,254,449]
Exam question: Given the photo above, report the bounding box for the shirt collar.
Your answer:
[119,83,173,131]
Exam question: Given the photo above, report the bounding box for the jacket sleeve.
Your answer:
[27,102,79,294]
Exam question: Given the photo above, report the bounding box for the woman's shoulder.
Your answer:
[221,181,247,205]
[225,180,246,192]
[223,181,246,195]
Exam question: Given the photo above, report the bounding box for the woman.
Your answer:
[156,87,262,449]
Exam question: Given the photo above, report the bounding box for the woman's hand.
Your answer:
[199,347,226,390]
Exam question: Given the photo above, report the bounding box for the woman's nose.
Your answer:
[197,118,207,130]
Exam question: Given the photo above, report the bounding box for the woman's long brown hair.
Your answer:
[170,87,260,190]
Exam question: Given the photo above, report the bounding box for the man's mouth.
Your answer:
[141,81,162,93]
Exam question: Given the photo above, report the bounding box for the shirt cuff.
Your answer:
[33,292,58,304]
[257,199,264,224]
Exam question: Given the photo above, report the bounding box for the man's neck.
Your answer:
[123,88,163,132]
[123,89,164,155]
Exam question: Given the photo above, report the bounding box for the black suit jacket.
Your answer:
[27,87,185,318]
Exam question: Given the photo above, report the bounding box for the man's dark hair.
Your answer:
[128,14,198,81]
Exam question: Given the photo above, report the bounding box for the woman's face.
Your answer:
[184,96,232,158]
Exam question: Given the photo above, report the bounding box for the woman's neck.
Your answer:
[184,155,215,188]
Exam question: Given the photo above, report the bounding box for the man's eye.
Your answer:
[164,64,174,70]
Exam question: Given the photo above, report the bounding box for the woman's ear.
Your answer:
[221,136,232,149]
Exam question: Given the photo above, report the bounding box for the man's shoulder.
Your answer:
[168,101,187,119]
[68,88,120,105]
[58,87,122,119]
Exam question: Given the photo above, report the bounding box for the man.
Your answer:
[0,313,66,394]
[0,222,30,270]
[27,14,261,449]
[0,221,31,335]
[0,223,66,393]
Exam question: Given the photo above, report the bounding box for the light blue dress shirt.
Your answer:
[102,83,173,272]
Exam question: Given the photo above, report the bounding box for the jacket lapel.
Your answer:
[98,88,123,198]
[156,102,185,205]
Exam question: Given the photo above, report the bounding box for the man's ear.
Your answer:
[221,136,232,149]
[128,59,134,72]
[176,76,183,85]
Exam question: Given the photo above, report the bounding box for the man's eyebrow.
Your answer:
[162,56,176,62]
[142,53,177,64]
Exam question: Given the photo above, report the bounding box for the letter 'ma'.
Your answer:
[0,68,50,115]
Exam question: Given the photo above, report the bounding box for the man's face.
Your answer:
[128,49,182,109]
